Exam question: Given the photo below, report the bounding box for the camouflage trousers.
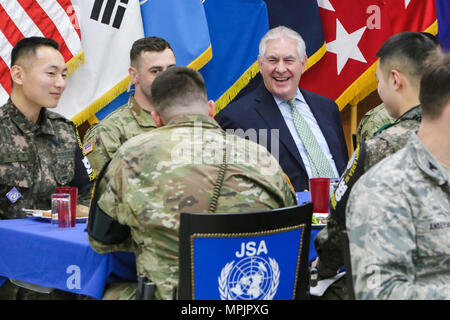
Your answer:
[0,280,78,300]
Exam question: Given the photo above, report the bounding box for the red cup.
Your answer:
[51,193,71,228]
[309,178,330,213]
[56,186,78,227]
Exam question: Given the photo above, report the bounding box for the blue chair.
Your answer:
[178,203,313,300]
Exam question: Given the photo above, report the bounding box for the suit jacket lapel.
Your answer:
[252,83,306,172]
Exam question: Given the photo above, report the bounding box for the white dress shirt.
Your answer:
[273,89,339,179]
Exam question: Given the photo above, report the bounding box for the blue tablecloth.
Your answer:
[0,218,136,299]
[0,196,323,298]
[296,191,311,205]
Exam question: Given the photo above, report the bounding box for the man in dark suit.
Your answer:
[216,26,348,192]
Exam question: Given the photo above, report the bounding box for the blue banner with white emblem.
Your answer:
[192,228,304,300]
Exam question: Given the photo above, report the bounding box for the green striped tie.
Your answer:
[287,99,335,178]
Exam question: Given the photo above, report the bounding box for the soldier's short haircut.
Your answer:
[11,36,59,67]
[151,66,207,114]
[376,32,440,81]
[130,36,173,67]
[419,49,450,120]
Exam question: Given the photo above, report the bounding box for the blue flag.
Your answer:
[436,0,450,51]
[140,0,211,69]
[200,0,269,113]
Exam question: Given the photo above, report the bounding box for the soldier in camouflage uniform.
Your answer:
[0,37,95,299]
[88,67,297,300]
[82,37,176,174]
[313,32,440,299]
[0,100,95,219]
[356,103,394,146]
[346,50,450,299]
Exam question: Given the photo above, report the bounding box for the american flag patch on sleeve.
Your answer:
[83,140,94,155]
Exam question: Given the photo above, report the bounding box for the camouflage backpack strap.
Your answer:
[208,131,228,213]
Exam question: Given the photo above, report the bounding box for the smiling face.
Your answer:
[258,37,307,101]
[17,46,67,109]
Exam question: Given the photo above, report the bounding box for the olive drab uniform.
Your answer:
[0,99,95,220]
[88,114,297,300]
[347,134,450,299]
[314,105,422,299]
[82,95,157,175]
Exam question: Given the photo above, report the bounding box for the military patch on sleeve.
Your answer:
[83,140,94,155]
[6,187,21,204]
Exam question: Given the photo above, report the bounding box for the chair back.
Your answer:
[178,203,313,300]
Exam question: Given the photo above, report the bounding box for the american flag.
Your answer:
[0,0,82,104]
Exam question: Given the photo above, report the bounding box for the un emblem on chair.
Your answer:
[218,241,280,300]
[178,203,313,300]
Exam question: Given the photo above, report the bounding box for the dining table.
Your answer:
[0,192,323,298]
[0,218,136,299]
